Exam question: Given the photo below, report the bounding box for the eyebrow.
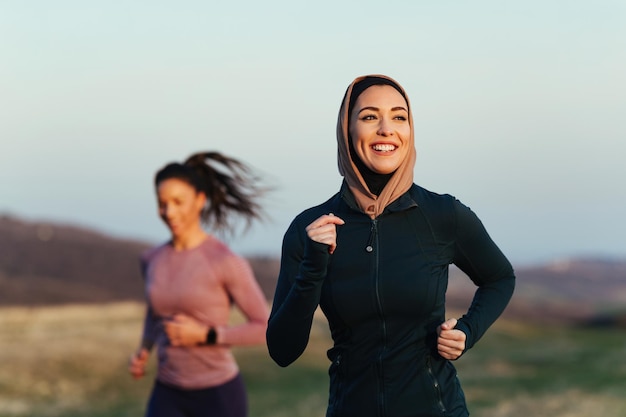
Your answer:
[358,106,408,113]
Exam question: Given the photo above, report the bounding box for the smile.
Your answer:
[372,144,397,152]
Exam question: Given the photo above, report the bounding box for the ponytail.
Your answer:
[155,151,268,234]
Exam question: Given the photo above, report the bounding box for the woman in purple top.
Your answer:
[128,151,270,417]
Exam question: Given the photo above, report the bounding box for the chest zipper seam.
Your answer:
[369,219,387,417]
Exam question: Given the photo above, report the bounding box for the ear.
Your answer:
[195,191,207,211]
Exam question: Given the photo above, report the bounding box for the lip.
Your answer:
[370,142,398,153]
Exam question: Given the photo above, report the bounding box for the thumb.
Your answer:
[137,349,149,360]
[440,318,458,331]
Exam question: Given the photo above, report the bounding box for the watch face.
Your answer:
[206,327,217,345]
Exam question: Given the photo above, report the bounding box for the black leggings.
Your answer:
[145,374,248,417]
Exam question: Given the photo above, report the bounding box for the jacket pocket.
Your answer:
[327,352,345,416]
[426,355,447,415]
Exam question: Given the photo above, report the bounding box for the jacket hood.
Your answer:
[336,74,416,218]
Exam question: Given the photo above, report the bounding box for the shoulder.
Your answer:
[198,236,254,282]
[409,184,458,212]
[140,242,170,265]
[408,184,475,239]
[411,184,487,239]
[138,242,170,277]
[198,235,236,260]
[199,235,249,268]
[289,191,341,230]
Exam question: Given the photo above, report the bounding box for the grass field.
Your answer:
[1,302,625,417]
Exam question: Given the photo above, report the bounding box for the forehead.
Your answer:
[353,85,407,108]
[157,178,197,196]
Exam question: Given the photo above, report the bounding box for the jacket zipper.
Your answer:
[365,219,376,253]
[369,219,387,417]
[426,356,447,414]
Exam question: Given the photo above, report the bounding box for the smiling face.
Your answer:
[348,85,411,175]
[156,178,206,240]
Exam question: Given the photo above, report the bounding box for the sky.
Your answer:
[1,1,625,266]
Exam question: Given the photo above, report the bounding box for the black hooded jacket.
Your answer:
[267,182,515,417]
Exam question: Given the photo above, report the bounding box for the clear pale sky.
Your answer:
[2,1,625,266]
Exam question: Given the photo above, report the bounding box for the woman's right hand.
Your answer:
[128,348,149,380]
[305,213,345,254]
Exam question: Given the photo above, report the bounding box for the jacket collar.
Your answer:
[340,181,418,216]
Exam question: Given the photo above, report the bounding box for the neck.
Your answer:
[171,226,208,250]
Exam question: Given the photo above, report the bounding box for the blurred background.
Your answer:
[1,1,625,416]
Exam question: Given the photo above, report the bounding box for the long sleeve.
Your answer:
[140,305,159,351]
[266,217,330,367]
[451,199,516,351]
[139,255,158,351]
[218,255,269,346]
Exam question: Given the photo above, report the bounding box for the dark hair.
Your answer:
[155,152,267,234]
[347,76,408,117]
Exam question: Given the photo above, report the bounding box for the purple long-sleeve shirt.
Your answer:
[141,235,268,389]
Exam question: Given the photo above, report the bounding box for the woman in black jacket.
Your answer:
[266,74,515,417]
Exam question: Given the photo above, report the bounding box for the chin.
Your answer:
[167,226,181,236]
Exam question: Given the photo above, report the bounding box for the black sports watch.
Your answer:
[205,327,217,345]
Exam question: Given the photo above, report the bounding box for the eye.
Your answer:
[360,114,377,121]
[392,110,408,121]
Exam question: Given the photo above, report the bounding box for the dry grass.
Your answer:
[0,302,330,417]
[0,302,153,416]
[2,303,626,417]
[481,390,626,417]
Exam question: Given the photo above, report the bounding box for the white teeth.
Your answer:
[372,144,396,152]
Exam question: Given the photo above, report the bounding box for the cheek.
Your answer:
[182,203,195,217]
[349,119,365,143]
[400,125,411,140]
[158,204,169,219]
[350,127,367,150]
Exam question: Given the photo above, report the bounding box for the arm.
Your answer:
[217,255,269,346]
[129,305,157,379]
[266,214,342,367]
[140,305,159,351]
[451,199,516,352]
[164,256,269,347]
[129,254,158,379]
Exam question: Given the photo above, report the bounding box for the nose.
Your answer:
[377,118,393,136]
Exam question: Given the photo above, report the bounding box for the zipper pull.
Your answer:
[365,219,377,253]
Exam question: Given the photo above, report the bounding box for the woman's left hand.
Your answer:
[436,318,466,360]
[163,313,210,347]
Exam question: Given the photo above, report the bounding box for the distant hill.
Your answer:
[446,257,626,326]
[0,214,279,306]
[2,214,625,326]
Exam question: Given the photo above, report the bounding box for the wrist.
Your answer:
[301,240,330,279]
